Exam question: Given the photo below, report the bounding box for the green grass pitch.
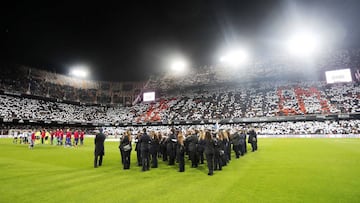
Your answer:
[0,138,359,203]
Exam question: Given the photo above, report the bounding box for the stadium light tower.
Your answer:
[220,48,249,67]
[286,31,321,57]
[69,65,89,78]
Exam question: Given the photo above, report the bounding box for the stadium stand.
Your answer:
[0,49,360,132]
[96,119,360,137]
[0,80,359,124]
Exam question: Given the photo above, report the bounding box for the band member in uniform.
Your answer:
[240,130,247,155]
[139,128,151,171]
[224,130,231,163]
[135,132,142,166]
[232,129,241,158]
[160,133,168,161]
[248,129,258,152]
[204,131,215,176]
[214,132,223,171]
[197,130,206,164]
[177,131,185,172]
[94,128,106,168]
[185,129,199,168]
[219,131,228,167]
[157,132,163,159]
[119,132,125,165]
[166,128,177,165]
[150,131,160,168]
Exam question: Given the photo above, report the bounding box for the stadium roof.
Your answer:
[1,0,360,82]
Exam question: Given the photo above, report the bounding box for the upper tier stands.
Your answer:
[2,49,360,105]
[147,49,360,92]
[0,65,144,105]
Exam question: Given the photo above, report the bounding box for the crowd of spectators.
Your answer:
[100,119,360,136]
[255,120,360,135]
[149,81,359,122]
[0,80,359,124]
[0,95,107,123]
[1,119,358,136]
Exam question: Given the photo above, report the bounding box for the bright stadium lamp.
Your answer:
[286,31,321,57]
[220,49,249,67]
[69,65,89,78]
[170,59,187,73]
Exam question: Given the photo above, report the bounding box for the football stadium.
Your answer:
[1,1,360,203]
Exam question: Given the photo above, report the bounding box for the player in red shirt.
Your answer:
[59,129,64,146]
[73,130,79,147]
[55,129,59,145]
[41,129,46,144]
[80,130,85,145]
[29,130,36,149]
[65,129,72,147]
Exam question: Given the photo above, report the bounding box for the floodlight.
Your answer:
[170,59,187,73]
[286,31,320,57]
[69,65,89,78]
[220,49,249,66]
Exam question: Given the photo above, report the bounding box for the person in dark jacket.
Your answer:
[150,131,160,168]
[221,130,230,165]
[139,128,151,171]
[119,133,125,165]
[197,130,206,164]
[94,128,106,168]
[177,131,185,172]
[225,130,232,162]
[119,130,132,170]
[214,132,223,171]
[204,131,215,176]
[219,131,228,167]
[166,128,177,165]
[157,132,163,159]
[160,134,168,161]
[134,132,142,166]
[240,130,247,155]
[185,129,199,168]
[232,130,241,158]
[248,129,258,152]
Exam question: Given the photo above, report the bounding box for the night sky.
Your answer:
[1,0,360,82]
